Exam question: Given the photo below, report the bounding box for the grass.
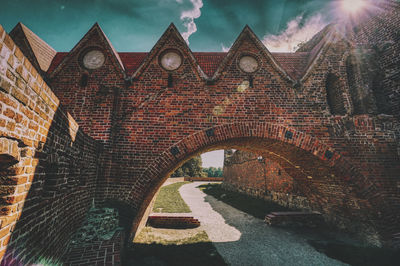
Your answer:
[198,183,294,219]
[153,181,191,213]
[128,227,227,265]
[134,227,210,245]
[128,182,227,265]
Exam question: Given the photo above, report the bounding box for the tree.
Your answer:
[171,156,205,177]
[202,167,223,177]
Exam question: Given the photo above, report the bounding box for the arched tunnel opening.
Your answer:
[118,136,388,264]
[130,137,379,238]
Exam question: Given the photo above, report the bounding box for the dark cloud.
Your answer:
[0,0,333,51]
[95,0,144,19]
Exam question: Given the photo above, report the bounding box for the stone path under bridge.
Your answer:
[179,182,347,266]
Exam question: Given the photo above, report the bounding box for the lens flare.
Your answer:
[341,0,367,14]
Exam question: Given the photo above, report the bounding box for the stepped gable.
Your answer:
[9,22,57,72]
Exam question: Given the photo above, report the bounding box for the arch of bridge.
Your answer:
[125,122,386,241]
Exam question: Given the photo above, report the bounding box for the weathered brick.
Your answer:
[3,35,14,51]
[3,108,15,119]
[0,78,12,93]
[5,121,15,131]
[0,185,16,197]
[11,88,28,106]
[7,55,14,67]
[15,65,23,77]
[14,47,23,62]
[5,69,15,81]
[23,58,31,72]
[15,78,25,90]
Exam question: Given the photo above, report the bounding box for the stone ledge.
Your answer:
[147,215,200,229]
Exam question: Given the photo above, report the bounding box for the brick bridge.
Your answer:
[0,2,399,264]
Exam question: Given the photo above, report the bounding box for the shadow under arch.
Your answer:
[126,122,390,245]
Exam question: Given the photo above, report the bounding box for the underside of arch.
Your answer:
[127,122,391,246]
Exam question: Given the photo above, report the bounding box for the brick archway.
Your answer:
[128,122,388,243]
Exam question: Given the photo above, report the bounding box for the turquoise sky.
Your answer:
[0,0,334,52]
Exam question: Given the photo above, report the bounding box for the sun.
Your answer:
[341,0,367,14]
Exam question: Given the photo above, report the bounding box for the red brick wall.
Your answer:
[147,216,200,229]
[98,26,397,246]
[63,230,124,266]
[0,26,101,264]
[353,1,400,117]
[49,25,125,145]
[223,150,295,194]
[0,2,398,258]
[62,23,398,246]
[222,150,313,210]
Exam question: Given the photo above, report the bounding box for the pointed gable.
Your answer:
[212,25,295,82]
[299,24,343,82]
[9,23,57,72]
[130,23,207,80]
[48,23,124,77]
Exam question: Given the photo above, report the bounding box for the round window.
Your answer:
[160,50,182,71]
[82,50,105,70]
[238,55,259,73]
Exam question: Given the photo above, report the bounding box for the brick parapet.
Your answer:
[0,25,102,264]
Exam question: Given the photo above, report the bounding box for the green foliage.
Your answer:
[153,182,191,213]
[202,167,223,177]
[135,227,210,245]
[171,156,205,177]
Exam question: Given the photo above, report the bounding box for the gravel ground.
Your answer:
[179,182,347,266]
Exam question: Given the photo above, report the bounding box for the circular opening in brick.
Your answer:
[159,49,183,71]
[238,54,259,73]
[80,48,106,70]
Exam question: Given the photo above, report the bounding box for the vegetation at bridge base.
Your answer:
[126,241,227,266]
[198,183,295,219]
[153,182,191,213]
[129,229,226,265]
